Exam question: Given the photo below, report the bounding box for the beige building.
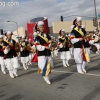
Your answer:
[52,20,100,34]
[4,26,26,42]
[12,26,26,42]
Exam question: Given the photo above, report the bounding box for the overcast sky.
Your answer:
[0,0,100,31]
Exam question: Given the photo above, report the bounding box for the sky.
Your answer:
[0,0,100,31]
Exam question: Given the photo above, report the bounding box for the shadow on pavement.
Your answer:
[19,70,37,77]
[81,85,100,100]
[0,84,8,87]
[0,94,6,98]
[51,73,73,83]
[6,94,23,100]
[87,63,100,72]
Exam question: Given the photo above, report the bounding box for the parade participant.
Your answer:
[58,29,71,67]
[70,17,90,74]
[20,35,30,70]
[93,30,100,53]
[51,37,58,57]
[27,38,34,66]
[4,31,19,78]
[53,38,58,57]
[0,33,8,74]
[33,21,53,85]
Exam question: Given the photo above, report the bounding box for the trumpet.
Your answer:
[26,44,36,53]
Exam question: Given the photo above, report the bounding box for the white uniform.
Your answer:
[58,36,71,67]
[4,39,19,78]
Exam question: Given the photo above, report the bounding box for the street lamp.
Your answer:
[7,21,20,42]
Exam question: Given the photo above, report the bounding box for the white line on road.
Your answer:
[52,70,100,77]
[29,68,100,77]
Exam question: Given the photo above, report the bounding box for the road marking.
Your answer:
[52,70,100,77]
[30,68,100,77]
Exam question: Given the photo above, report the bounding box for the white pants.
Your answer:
[74,48,83,63]
[21,56,29,64]
[70,47,73,55]
[54,49,58,56]
[60,51,71,60]
[29,53,35,62]
[62,59,69,66]
[5,57,19,71]
[95,43,100,51]
[76,61,86,73]
[38,56,53,70]
[51,52,54,58]
[85,47,90,55]
[0,57,6,72]
[74,48,87,72]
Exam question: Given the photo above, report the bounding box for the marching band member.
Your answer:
[33,21,53,85]
[27,39,33,65]
[0,33,8,74]
[5,31,19,78]
[67,32,73,55]
[51,37,58,57]
[70,17,90,74]
[58,29,71,67]
[20,36,30,70]
[93,30,100,53]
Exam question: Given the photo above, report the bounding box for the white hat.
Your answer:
[21,35,26,39]
[37,21,44,27]
[6,31,12,35]
[76,17,82,23]
[61,29,65,32]
[94,30,96,32]
[0,35,3,38]
[71,25,75,30]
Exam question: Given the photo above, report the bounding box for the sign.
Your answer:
[98,14,100,18]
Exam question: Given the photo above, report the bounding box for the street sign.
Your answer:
[16,36,20,39]
[98,14,100,18]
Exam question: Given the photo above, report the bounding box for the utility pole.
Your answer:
[94,0,99,32]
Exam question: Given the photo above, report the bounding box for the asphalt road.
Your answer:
[0,53,100,100]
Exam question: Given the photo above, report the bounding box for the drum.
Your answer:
[91,45,97,53]
[50,41,58,51]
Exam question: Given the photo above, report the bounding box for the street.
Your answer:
[0,53,100,100]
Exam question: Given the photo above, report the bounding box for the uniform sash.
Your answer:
[38,34,49,43]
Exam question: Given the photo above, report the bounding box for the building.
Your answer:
[12,26,26,42]
[52,20,100,34]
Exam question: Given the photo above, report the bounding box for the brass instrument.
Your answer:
[50,41,58,51]
[15,42,20,52]
[26,44,36,53]
[85,34,92,40]
[63,39,72,48]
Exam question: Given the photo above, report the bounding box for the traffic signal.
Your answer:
[0,29,3,35]
[60,16,63,22]
[93,18,97,27]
